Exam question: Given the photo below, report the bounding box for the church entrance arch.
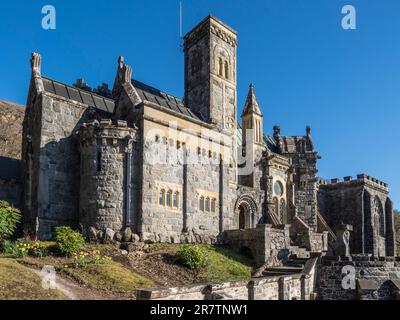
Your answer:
[235,195,258,229]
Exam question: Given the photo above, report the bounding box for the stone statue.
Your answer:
[336,224,353,257]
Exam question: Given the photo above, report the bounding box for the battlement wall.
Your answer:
[318,255,400,300]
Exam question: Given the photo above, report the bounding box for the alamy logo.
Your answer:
[341,5,356,30]
[42,5,56,30]
[341,265,356,290]
[40,265,57,289]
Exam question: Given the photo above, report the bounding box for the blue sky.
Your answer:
[0,0,399,208]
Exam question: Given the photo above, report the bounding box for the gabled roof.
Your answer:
[42,77,116,113]
[242,84,262,117]
[41,76,203,122]
[132,80,202,121]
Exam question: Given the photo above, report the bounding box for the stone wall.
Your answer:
[0,156,22,209]
[318,175,395,257]
[224,224,291,266]
[23,92,98,239]
[317,256,400,300]
[78,119,136,235]
[136,257,318,300]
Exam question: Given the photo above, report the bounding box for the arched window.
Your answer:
[205,197,210,212]
[218,57,224,76]
[166,190,172,207]
[224,60,229,79]
[159,189,165,206]
[211,198,216,212]
[199,196,205,211]
[173,192,179,208]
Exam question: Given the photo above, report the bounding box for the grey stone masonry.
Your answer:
[78,119,136,234]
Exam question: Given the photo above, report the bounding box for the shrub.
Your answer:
[1,239,17,255]
[176,244,210,270]
[0,200,21,242]
[54,226,85,256]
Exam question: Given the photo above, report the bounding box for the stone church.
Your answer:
[22,15,396,263]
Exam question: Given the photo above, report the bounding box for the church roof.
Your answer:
[41,76,202,121]
[263,135,279,152]
[131,80,201,121]
[42,77,115,113]
[242,84,262,117]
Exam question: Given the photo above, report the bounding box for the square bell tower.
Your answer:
[184,15,238,132]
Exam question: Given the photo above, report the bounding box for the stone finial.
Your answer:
[30,52,42,75]
[306,125,311,136]
[118,55,124,69]
[273,125,281,136]
[123,64,132,84]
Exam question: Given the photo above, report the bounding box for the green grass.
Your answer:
[0,257,66,300]
[150,243,255,283]
[19,254,155,294]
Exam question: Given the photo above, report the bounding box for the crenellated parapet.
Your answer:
[319,174,389,193]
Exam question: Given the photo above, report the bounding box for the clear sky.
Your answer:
[0,0,399,208]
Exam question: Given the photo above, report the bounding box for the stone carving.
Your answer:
[336,224,353,257]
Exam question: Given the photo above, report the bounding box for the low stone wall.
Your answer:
[317,256,400,300]
[224,224,291,266]
[136,257,318,300]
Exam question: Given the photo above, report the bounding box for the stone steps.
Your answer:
[262,266,303,277]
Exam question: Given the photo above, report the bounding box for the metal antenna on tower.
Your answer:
[179,1,184,52]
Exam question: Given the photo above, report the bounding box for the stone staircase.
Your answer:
[259,246,312,277]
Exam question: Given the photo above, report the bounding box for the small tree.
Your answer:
[0,200,21,242]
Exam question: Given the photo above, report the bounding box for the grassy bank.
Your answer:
[0,257,66,300]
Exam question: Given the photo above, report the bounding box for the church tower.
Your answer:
[184,15,238,132]
[239,84,264,188]
[241,84,263,147]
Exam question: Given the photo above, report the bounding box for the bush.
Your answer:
[176,244,210,270]
[0,200,21,242]
[54,226,85,256]
[1,239,17,255]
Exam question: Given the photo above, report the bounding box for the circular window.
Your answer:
[274,181,284,196]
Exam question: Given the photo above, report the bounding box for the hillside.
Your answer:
[0,100,25,160]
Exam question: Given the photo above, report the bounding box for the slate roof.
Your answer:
[41,77,203,122]
[264,135,279,153]
[132,80,202,121]
[42,77,115,113]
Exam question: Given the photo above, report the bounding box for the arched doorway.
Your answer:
[238,203,251,229]
[235,195,258,230]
